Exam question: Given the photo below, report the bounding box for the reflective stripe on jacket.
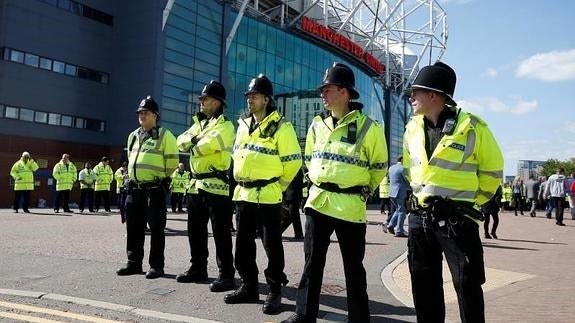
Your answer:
[127,127,179,183]
[403,109,503,207]
[232,110,302,204]
[304,110,388,223]
[10,159,39,191]
[52,161,77,191]
[177,114,234,196]
[93,162,113,191]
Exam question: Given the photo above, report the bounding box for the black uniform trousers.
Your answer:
[95,190,111,211]
[234,201,287,291]
[295,208,370,323]
[125,187,167,270]
[187,189,235,278]
[79,188,94,211]
[13,190,31,211]
[551,196,565,224]
[280,198,304,237]
[407,212,485,323]
[171,192,185,212]
[54,189,71,211]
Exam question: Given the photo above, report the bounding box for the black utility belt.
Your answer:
[237,177,279,189]
[313,182,364,194]
[191,171,229,184]
[128,181,161,190]
[410,197,484,222]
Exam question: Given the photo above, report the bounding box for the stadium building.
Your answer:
[0,0,448,207]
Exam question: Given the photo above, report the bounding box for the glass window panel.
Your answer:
[170,14,195,32]
[70,2,82,14]
[39,57,52,70]
[100,73,109,84]
[61,115,73,127]
[19,108,34,122]
[236,17,248,45]
[2,48,10,60]
[48,113,61,125]
[5,106,18,119]
[256,51,266,74]
[35,111,47,123]
[164,72,194,90]
[163,85,188,101]
[166,25,196,46]
[236,44,247,75]
[75,118,85,128]
[164,61,194,79]
[65,64,77,76]
[165,48,194,68]
[10,50,24,63]
[0,104,3,118]
[53,61,65,73]
[247,19,258,48]
[24,53,39,67]
[165,37,195,56]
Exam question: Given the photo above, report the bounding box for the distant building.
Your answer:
[517,160,545,182]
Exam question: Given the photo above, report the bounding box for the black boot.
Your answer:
[224,283,259,304]
[210,277,236,292]
[281,313,308,323]
[262,290,282,314]
[116,264,143,276]
[176,267,208,283]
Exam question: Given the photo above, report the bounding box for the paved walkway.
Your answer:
[1,207,574,322]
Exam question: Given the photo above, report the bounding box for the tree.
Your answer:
[540,158,575,177]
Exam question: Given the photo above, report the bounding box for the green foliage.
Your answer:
[541,158,575,177]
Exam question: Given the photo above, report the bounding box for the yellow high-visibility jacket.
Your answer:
[52,161,77,191]
[232,110,302,204]
[501,185,512,203]
[304,109,388,223]
[403,108,504,209]
[170,169,191,194]
[93,162,113,191]
[78,168,97,190]
[379,176,390,198]
[127,127,179,183]
[177,113,235,196]
[10,159,39,191]
[114,167,128,193]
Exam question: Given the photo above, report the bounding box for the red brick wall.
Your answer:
[1,134,124,208]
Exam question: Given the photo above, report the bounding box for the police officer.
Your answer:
[403,62,503,322]
[52,153,77,213]
[116,96,179,279]
[114,161,129,222]
[282,63,388,323]
[170,163,190,213]
[78,162,97,212]
[175,81,236,293]
[224,74,302,315]
[10,151,39,213]
[93,156,113,212]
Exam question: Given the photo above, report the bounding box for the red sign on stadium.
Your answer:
[301,16,385,74]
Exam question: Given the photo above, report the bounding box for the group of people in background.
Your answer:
[9,61,510,323]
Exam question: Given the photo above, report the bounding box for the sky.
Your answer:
[436,0,575,176]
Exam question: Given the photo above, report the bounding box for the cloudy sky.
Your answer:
[438,0,575,176]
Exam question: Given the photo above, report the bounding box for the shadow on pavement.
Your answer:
[496,238,567,245]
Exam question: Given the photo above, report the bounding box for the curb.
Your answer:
[380,251,414,308]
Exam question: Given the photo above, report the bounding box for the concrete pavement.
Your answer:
[1,207,574,322]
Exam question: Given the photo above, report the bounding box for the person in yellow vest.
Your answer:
[10,151,39,213]
[93,156,113,212]
[402,62,503,323]
[379,175,390,216]
[224,74,302,315]
[169,163,190,213]
[78,161,97,212]
[52,153,77,213]
[116,95,178,279]
[501,181,512,211]
[282,63,387,323]
[175,80,236,293]
[114,161,129,222]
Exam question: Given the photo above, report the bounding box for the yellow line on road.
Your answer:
[0,300,121,323]
[0,310,63,323]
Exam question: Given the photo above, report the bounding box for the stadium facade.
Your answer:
[0,0,447,207]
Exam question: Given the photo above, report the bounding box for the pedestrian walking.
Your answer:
[175,80,236,293]
[282,63,388,323]
[482,185,502,239]
[525,175,539,217]
[78,162,97,212]
[52,153,77,213]
[385,156,410,237]
[116,95,178,279]
[544,167,567,226]
[224,74,302,315]
[402,61,503,323]
[10,151,39,213]
[93,157,113,212]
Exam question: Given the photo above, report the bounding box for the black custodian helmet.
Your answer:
[199,80,227,106]
[136,96,160,116]
[244,74,273,98]
[319,62,360,100]
[407,61,457,106]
